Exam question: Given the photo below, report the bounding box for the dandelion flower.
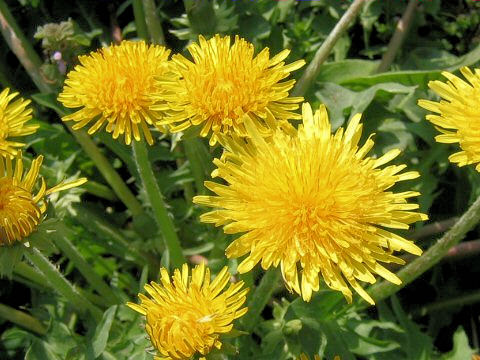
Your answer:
[58,41,170,145]
[194,103,427,305]
[0,153,87,246]
[127,263,248,360]
[0,88,37,158]
[154,35,305,145]
[418,67,480,171]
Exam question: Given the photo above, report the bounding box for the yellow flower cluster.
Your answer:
[15,35,480,360]
[0,88,87,247]
[79,36,432,359]
[58,36,305,146]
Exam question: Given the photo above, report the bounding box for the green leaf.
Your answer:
[315,59,379,84]
[31,93,68,116]
[440,327,475,360]
[314,82,415,129]
[90,306,118,358]
[25,339,62,360]
[0,243,26,277]
[389,296,434,360]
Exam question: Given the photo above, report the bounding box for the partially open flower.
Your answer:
[154,34,305,145]
[0,153,87,246]
[419,67,480,171]
[194,103,427,305]
[0,88,37,158]
[127,263,248,360]
[58,40,170,145]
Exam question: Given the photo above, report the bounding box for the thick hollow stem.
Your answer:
[183,0,217,35]
[292,0,367,97]
[66,125,143,216]
[143,0,165,45]
[183,138,207,195]
[241,268,281,332]
[133,0,149,40]
[365,194,480,307]
[14,262,106,309]
[0,303,47,335]
[132,140,186,268]
[25,247,103,321]
[415,289,480,316]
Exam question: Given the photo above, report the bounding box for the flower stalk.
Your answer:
[132,140,186,268]
[47,222,121,305]
[143,0,165,45]
[0,303,47,335]
[67,125,143,216]
[292,0,367,97]
[132,0,185,268]
[25,247,103,321]
[376,0,418,73]
[183,138,207,194]
[241,268,281,332]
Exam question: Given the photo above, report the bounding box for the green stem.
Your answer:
[13,262,106,309]
[133,0,149,40]
[25,247,103,321]
[376,0,418,73]
[132,140,186,268]
[183,0,217,36]
[241,268,281,332]
[410,217,458,240]
[174,146,195,202]
[143,0,165,45]
[0,303,47,335]
[50,222,120,305]
[365,194,480,307]
[0,0,54,93]
[415,289,480,316]
[132,0,185,268]
[83,181,117,202]
[66,125,143,216]
[291,0,367,97]
[183,138,207,195]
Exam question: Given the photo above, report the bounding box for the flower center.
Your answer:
[146,300,218,358]
[0,178,42,245]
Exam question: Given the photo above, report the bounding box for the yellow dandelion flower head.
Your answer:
[0,153,87,246]
[58,40,170,145]
[127,263,249,360]
[419,67,480,171]
[194,103,427,305]
[0,88,37,158]
[155,34,305,145]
